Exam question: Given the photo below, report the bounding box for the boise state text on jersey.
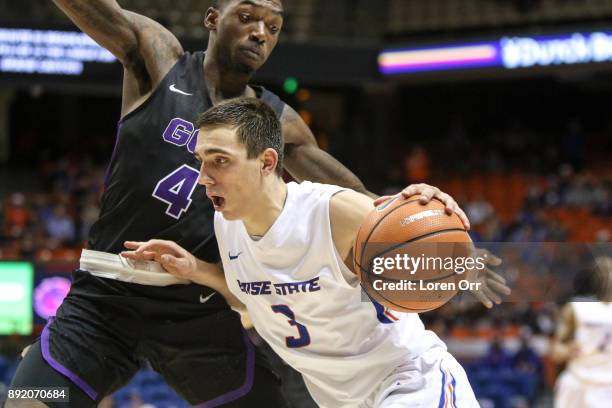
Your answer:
[237,277,321,296]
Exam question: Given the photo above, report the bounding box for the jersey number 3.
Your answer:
[272,305,311,348]
[152,165,200,219]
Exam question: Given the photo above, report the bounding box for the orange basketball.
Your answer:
[354,196,473,313]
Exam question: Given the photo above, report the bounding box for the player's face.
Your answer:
[195,126,262,220]
[215,0,284,73]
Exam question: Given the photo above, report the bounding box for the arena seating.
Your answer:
[7,0,612,42]
[387,0,612,35]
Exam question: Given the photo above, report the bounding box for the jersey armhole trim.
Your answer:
[118,52,188,124]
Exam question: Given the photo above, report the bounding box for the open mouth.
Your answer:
[210,195,226,211]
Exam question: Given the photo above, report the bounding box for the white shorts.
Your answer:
[364,347,479,408]
[555,370,612,408]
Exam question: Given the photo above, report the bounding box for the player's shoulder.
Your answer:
[289,181,356,204]
[330,188,372,216]
[175,50,204,74]
[329,189,373,236]
[292,180,344,195]
[287,181,372,220]
[250,84,286,118]
[325,188,373,263]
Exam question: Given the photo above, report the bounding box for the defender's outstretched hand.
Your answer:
[374,183,470,230]
[122,239,199,282]
[465,247,511,308]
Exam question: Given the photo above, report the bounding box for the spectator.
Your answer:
[45,204,75,243]
[4,193,30,229]
[466,194,494,226]
[482,338,512,370]
[513,335,542,375]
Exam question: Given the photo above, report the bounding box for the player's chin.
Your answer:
[234,55,263,73]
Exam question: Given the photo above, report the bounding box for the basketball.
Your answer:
[354,196,473,313]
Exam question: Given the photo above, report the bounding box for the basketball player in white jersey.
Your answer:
[552,256,612,408]
[123,98,509,407]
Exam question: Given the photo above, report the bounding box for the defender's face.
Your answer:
[195,126,262,220]
[216,0,284,72]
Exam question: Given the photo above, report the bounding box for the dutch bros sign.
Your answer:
[379,30,612,75]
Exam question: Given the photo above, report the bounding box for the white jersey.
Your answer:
[215,181,445,407]
[567,302,612,384]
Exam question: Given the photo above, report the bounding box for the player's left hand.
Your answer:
[464,247,511,308]
[373,183,470,230]
[122,239,199,282]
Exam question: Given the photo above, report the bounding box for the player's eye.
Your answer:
[215,157,228,165]
[269,25,279,34]
[239,13,251,23]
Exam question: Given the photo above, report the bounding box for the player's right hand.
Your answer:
[122,240,198,282]
[374,183,471,230]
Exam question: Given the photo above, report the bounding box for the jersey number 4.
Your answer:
[272,305,311,348]
[152,165,200,219]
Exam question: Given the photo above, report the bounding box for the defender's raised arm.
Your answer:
[52,1,183,114]
[52,0,141,64]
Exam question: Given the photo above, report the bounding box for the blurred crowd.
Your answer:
[0,155,104,261]
[466,165,611,243]
[2,156,610,261]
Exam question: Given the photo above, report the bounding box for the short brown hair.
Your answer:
[196,97,284,176]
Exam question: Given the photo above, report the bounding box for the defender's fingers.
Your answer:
[482,285,502,304]
[487,278,512,296]
[485,253,503,266]
[471,288,493,309]
[487,269,507,284]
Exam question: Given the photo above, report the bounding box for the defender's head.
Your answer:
[195,97,283,219]
[205,0,284,74]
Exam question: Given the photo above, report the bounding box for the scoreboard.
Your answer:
[0,26,122,88]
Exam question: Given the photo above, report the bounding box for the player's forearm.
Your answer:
[52,0,137,64]
[284,144,376,198]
